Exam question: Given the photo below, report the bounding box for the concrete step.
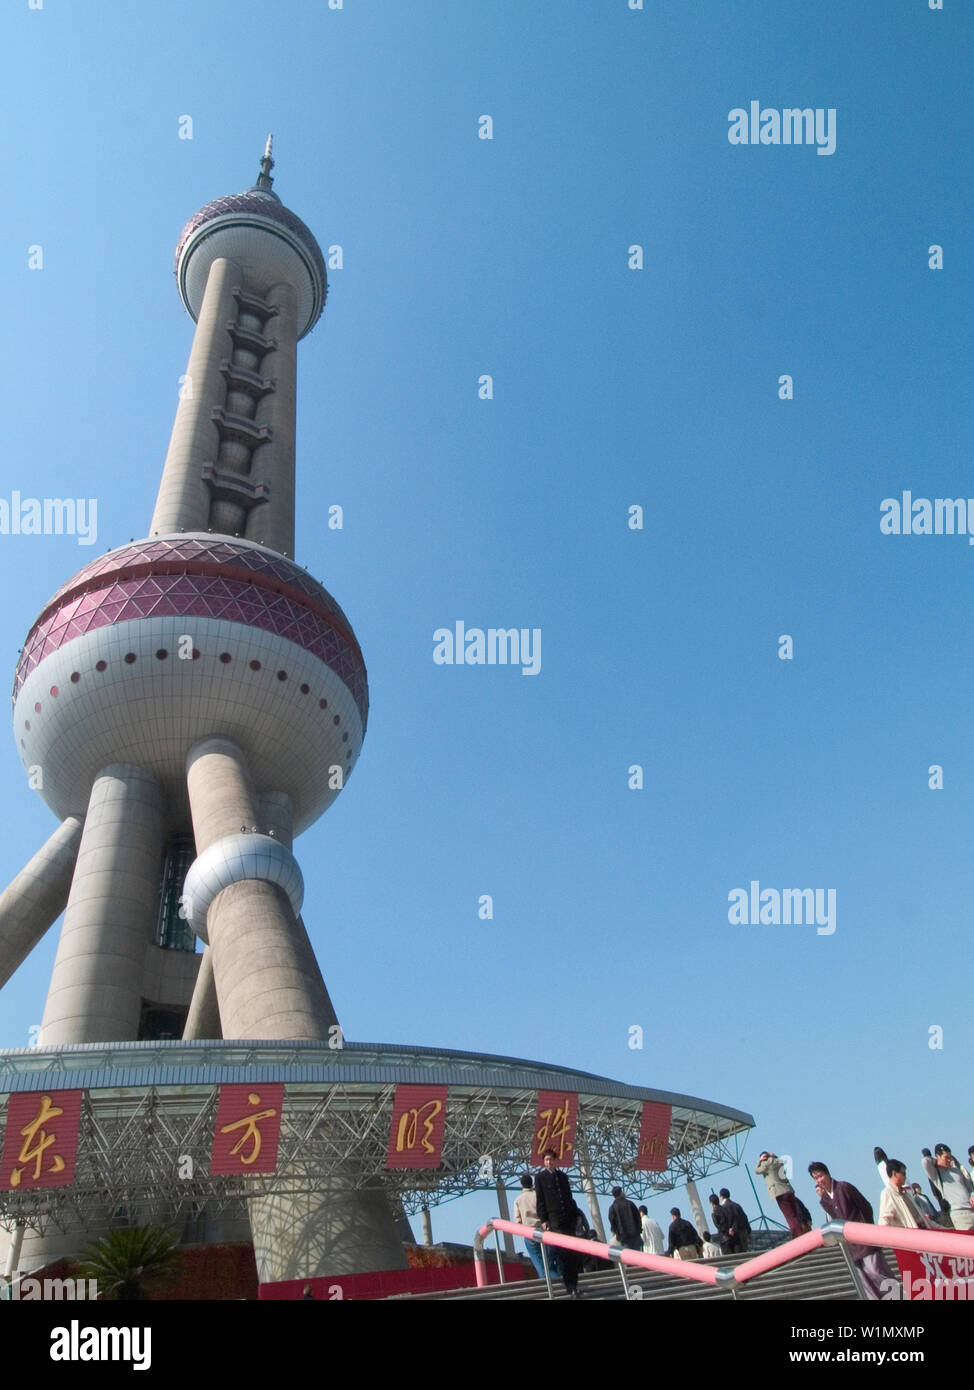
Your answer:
[389,1242,886,1301]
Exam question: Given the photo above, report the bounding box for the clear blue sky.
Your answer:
[1,0,971,1247]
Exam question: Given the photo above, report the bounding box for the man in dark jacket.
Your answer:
[667,1208,703,1259]
[718,1188,751,1252]
[608,1186,643,1251]
[709,1193,734,1254]
[536,1148,585,1298]
[808,1161,895,1300]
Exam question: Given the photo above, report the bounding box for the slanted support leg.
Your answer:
[0,817,83,992]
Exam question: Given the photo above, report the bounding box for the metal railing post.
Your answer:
[493,1225,506,1284]
[835,1236,867,1300]
[538,1232,555,1300]
[607,1244,634,1300]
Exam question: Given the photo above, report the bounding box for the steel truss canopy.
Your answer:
[0,1041,753,1233]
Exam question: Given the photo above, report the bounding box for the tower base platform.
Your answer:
[0,1039,753,1283]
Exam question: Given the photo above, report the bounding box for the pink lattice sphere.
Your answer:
[13,535,366,833]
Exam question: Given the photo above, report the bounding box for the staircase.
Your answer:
[386,1246,897,1301]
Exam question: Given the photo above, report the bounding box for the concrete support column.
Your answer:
[40,767,164,1045]
[3,1223,24,1281]
[686,1180,707,1238]
[246,280,297,556]
[248,1181,407,1284]
[185,738,336,1040]
[575,1131,606,1242]
[258,790,293,845]
[257,790,339,1027]
[185,741,405,1279]
[495,1179,516,1257]
[420,1208,433,1247]
[186,734,260,849]
[150,257,244,536]
[0,816,83,991]
[182,946,221,1040]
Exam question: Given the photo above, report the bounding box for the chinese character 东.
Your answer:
[219,1092,278,1166]
[11,1095,66,1187]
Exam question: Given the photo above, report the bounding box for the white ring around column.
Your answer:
[181,833,304,944]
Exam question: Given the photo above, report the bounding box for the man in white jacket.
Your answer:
[878,1159,937,1229]
[921,1144,974,1231]
[638,1204,664,1255]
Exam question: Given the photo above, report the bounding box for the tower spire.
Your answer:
[256,133,275,192]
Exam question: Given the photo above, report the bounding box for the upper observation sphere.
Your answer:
[174,136,327,339]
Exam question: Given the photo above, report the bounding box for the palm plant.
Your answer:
[78,1225,182,1301]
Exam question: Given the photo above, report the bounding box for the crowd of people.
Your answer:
[511,1138,974,1300]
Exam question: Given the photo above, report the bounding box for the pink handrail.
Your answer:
[473,1214,974,1294]
[730,1227,825,1283]
[730,1220,974,1284]
[836,1221,974,1258]
[472,1217,718,1288]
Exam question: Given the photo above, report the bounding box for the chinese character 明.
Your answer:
[219,1092,278,1166]
[536,1101,572,1160]
[11,1094,66,1187]
[395,1099,443,1154]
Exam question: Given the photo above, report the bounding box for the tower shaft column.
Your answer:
[40,767,164,1045]
[182,946,221,1040]
[185,736,336,1039]
[257,789,340,1025]
[186,738,405,1280]
[246,280,298,556]
[150,257,244,536]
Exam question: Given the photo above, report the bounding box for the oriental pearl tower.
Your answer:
[0,141,405,1277]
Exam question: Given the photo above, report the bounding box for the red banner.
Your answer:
[386,1085,448,1169]
[894,1246,974,1300]
[530,1091,578,1167]
[635,1101,672,1171]
[0,1090,82,1191]
[210,1084,284,1176]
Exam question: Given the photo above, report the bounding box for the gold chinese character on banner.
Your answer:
[535,1101,572,1160]
[219,1092,278,1166]
[11,1094,66,1188]
[395,1099,443,1154]
[640,1135,666,1160]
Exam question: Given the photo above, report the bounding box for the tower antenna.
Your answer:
[256,133,274,191]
